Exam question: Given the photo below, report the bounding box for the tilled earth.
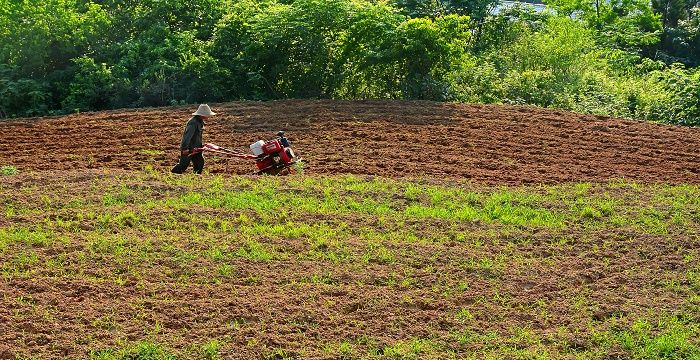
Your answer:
[1,102,700,358]
[3,100,699,184]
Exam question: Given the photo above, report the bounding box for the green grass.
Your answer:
[235,240,276,261]
[593,315,700,360]
[0,165,18,176]
[200,339,222,360]
[1,171,699,358]
[138,149,166,156]
[90,341,177,360]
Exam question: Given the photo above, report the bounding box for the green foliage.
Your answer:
[393,0,444,18]
[0,0,698,125]
[449,0,500,20]
[0,165,18,176]
[0,65,49,117]
[462,16,598,108]
[505,16,595,75]
[635,64,700,125]
[393,0,499,20]
[677,7,700,63]
[652,0,694,28]
[241,0,364,98]
[0,0,111,77]
[392,14,472,100]
[63,57,127,111]
[473,5,549,54]
[214,0,404,99]
[447,56,502,103]
[547,0,662,53]
[89,341,177,360]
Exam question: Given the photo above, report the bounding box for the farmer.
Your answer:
[171,104,216,174]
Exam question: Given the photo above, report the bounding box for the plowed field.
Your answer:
[1,171,699,359]
[4,100,699,184]
[2,102,700,359]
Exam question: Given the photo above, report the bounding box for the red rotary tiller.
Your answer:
[193,131,301,175]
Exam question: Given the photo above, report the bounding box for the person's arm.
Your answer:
[180,120,196,151]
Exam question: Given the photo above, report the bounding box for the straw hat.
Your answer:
[192,104,216,116]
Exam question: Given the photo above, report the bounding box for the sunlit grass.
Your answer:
[1,171,699,358]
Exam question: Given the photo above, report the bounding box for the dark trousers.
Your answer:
[171,153,204,174]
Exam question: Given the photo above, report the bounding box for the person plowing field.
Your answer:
[171,104,214,174]
[170,103,302,175]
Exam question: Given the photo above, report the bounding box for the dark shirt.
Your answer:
[180,115,204,150]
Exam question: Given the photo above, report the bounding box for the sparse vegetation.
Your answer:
[89,341,177,360]
[1,170,698,358]
[0,165,17,176]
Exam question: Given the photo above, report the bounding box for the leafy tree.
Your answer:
[93,0,228,41]
[0,0,110,78]
[473,6,548,54]
[331,2,405,98]
[656,5,700,64]
[652,0,692,28]
[0,0,111,113]
[679,7,700,62]
[61,56,136,112]
[393,0,444,18]
[243,0,350,98]
[214,0,403,99]
[0,0,697,126]
[391,15,472,99]
[393,0,499,19]
[448,0,500,20]
[211,0,264,99]
[0,65,49,118]
[546,0,662,54]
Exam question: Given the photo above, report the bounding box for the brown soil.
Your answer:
[3,100,699,184]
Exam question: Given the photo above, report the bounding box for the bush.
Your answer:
[572,71,637,118]
[502,69,571,107]
[448,57,503,103]
[392,14,472,100]
[0,65,50,118]
[635,65,700,125]
[63,57,127,112]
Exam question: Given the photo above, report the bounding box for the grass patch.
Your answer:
[593,315,700,359]
[89,341,177,360]
[2,171,699,358]
[0,165,18,176]
[138,149,166,156]
[235,240,275,261]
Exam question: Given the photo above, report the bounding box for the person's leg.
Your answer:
[192,153,205,174]
[171,155,191,174]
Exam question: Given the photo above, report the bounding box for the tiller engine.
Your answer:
[193,131,301,175]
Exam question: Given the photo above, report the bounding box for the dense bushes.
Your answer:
[0,0,698,125]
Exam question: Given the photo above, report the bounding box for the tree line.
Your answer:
[1,0,698,125]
